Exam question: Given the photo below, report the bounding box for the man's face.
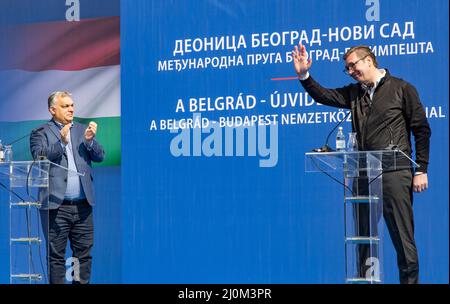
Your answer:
[345,52,370,83]
[49,95,74,124]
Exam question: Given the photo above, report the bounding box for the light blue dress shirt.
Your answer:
[54,120,86,200]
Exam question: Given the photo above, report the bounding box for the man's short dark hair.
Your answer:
[343,46,378,68]
[48,91,72,109]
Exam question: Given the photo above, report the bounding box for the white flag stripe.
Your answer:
[0,65,120,122]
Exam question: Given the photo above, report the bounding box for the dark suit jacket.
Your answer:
[30,120,105,209]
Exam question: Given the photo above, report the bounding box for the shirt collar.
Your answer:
[372,69,386,90]
[52,119,73,130]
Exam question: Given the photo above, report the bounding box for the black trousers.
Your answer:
[40,200,94,284]
[356,169,418,284]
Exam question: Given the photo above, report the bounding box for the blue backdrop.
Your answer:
[0,0,448,284]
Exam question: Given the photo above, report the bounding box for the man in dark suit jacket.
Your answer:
[30,91,104,284]
[292,44,430,283]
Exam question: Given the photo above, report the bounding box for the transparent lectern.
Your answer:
[0,160,50,284]
[305,150,417,284]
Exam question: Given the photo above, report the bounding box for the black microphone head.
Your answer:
[312,145,334,153]
[321,145,334,152]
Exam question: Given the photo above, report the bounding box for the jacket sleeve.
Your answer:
[29,128,65,161]
[403,83,431,173]
[300,75,353,109]
[84,139,105,163]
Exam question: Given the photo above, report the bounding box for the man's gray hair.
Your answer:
[48,91,72,109]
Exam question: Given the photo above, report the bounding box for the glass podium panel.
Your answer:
[1,161,50,284]
[343,156,383,284]
[305,150,417,284]
[305,149,417,173]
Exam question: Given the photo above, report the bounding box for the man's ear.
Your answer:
[49,107,55,116]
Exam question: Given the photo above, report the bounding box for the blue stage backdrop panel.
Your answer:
[121,0,448,283]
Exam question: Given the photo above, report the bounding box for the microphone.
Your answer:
[313,111,352,152]
[313,82,373,152]
[1,126,46,161]
[6,126,44,146]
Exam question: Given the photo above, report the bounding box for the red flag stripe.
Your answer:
[0,16,119,71]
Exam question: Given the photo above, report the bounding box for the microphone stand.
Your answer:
[313,110,352,152]
[6,127,45,146]
[313,83,373,153]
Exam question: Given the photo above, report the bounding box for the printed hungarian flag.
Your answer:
[0,16,120,166]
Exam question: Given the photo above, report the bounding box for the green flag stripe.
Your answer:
[0,117,120,167]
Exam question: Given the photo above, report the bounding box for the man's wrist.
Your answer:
[84,138,94,149]
[298,71,310,81]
